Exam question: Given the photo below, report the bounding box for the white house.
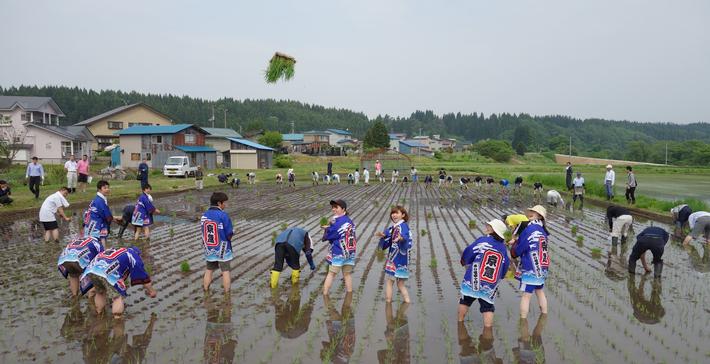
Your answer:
[325,128,353,146]
[203,127,242,167]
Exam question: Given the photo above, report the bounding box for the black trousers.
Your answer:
[274,243,300,271]
[28,176,41,198]
[626,187,636,204]
[629,237,665,264]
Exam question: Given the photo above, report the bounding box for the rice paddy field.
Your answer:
[0,181,708,363]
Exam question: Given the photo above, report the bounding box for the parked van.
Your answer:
[163,156,197,177]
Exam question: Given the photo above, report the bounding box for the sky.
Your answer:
[2,0,709,123]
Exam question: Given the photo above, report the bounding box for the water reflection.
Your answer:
[686,244,710,273]
[81,312,156,364]
[271,285,314,339]
[458,322,502,364]
[203,295,237,363]
[513,313,547,364]
[605,243,628,282]
[627,275,665,324]
[377,302,410,364]
[320,292,355,363]
[60,299,86,343]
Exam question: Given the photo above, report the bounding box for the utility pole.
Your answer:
[569,135,572,162]
[665,142,668,165]
[223,109,227,128]
[290,121,295,134]
[211,106,215,128]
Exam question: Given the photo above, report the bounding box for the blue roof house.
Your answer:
[116,124,217,169]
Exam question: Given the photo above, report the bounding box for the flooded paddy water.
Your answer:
[0,182,708,363]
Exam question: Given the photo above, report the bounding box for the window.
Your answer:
[152,135,162,144]
[131,153,141,161]
[145,153,152,161]
[108,121,124,130]
[184,133,196,144]
[61,141,72,156]
[21,112,32,122]
[0,115,11,125]
[129,122,151,127]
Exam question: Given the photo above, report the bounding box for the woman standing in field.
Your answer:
[376,206,412,303]
[322,199,357,295]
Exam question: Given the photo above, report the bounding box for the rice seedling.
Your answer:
[429,258,437,268]
[468,220,477,229]
[571,225,578,235]
[319,217,329,226]
[590,248,602,259]
[180,261,190,272]
[576,235,584,247]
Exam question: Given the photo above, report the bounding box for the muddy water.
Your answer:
[0,184,708,363]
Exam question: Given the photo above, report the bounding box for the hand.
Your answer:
[309,262,316,270]
[155,209,161,214]
[145,287,157,298]
[64,217,71,222]
[644,267,652,273]
[375,232,385,238]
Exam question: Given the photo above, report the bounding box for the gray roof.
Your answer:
[74,102,173,126]
[24,123,94,141]
[0,96,65,116]
[203,127,242,138]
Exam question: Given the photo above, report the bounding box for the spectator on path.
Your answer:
[0,180,12,205]
[363,168,370,185]
[270,227,316,288]
[682,211,710,246]
[26,156,44,199]
[138,158,150,189]
[375,160,382,181]
[604,164,616,201]
[572,172,585,209]
[327,160,333,176]
[565,162,573,191]
[607,205,633,245]
[628,226,669,278]
[39,186,71,243]
[77,154,90,193]
[200,192,234,293]
[195,166,204,190]
[670,204,692,235]
[625,166,637,204]
[64,154,78,193]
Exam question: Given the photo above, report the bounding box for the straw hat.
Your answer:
[527,205,547,220]
[487,219,508,239]
[606,164,613,169]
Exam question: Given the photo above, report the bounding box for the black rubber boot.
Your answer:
[653,260,663,279]
[620,236,627,244]
[628,259,636,274]
[612,237,619,246]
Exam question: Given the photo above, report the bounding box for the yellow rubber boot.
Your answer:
[291,269,300,284]
[270,270,280,288]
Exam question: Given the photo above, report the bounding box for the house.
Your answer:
[203,127,242,167]
[325,128,353,146]
[282,133,304,151]
[225,138,275,169]
[116,124,216,169]
[412,135,431,148]
[336,139,360,153]
[300,130,331,153]
[0,96,94,163]
[74,103,174,151]
[389,134,403,151]
[399,140,432,156]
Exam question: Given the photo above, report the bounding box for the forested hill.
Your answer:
[2,85,710,162]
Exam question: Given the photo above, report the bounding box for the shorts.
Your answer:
[207,260,231,272]
[78,173,88,183]
[61,261,83,277]
[386,274,407,282]
[328,264,353,274]
[690,216,710,239]
[42,221,59,231]
[459,296,495,313]
[520,283,544,294]
[88,274,118,298]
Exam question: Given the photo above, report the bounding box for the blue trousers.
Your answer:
[605,181,614,199]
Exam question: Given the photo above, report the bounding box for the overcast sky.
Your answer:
[2,0,709,123]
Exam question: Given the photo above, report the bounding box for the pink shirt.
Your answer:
[77,159,90,174]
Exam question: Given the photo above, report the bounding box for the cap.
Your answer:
[330,199,347,210]
[527,205,548,220]
[606,164,613,169]
[487,219,508,239]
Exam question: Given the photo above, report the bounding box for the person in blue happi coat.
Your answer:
[376,205,413,303]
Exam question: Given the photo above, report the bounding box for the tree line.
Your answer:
[2,85,710,165]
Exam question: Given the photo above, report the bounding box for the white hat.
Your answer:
[527,205,548,220]
[487,219,508,239]
[606,164,613,169]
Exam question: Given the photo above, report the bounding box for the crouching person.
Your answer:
[628,227,669,278]
[58,236,105,297]
[80,246,156,317]
[270,227,316,288]
[458,219,510,326]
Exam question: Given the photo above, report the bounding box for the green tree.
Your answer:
[258,131,283,150]
[514,142,526,156]
[473,140,513,162]
[363,121,390,149]
[511,125,531,149]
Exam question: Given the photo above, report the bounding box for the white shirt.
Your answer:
[363,170,369,178]
[605,170,615,185]
[411,168,417,176]
[688,211,710,229]
[546,190,564,205]
[39,191,70,222]
[64,160,78,172]
[573,177,585,187]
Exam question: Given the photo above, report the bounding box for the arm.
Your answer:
[25,164,30,179]
[378,228,392,250]
[224,216,234,242]
[40,165,45,179]
[460,244,475,266]
[640,253,651,273]
[57,206,71,221]
[303,234,316,270]
[607,211,613,231]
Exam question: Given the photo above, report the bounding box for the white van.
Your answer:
[163,156,197,177]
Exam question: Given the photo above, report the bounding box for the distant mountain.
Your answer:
[2,85,709,164]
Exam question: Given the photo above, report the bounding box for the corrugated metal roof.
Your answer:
[400,139,427,147]
[227,138,276,151]
[203,127,242,138]
[0,96,65,116]
[116,124,193,135]
[282,133,304,141]
[24,123,92,141]
[174,145,217,152]
[302,130,329,135]
[74,103,173,126]
[326,128,352,135]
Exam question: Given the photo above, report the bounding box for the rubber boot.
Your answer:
[627,259,636,274]
[612,237,619,246]
[620,236,627,245]
[653,260,663,279]
[270,270,280,289]
[291,269,300,284]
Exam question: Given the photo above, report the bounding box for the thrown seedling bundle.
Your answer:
[265,52,296,83]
